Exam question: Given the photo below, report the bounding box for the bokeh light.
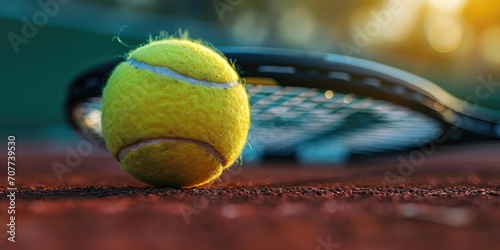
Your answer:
[427,17,463,53]
[231,9,270,45]
[324,90,334,99]
[343,95,353,104]
[278,7,316,45]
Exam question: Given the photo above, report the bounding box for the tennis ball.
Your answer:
[101,38,250,188]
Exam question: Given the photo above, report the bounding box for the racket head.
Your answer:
[66,47,500,162]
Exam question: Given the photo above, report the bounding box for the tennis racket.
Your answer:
[65,47,500,163]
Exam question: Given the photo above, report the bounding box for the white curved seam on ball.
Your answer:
[127,59,239,89]
[118,138,227,166]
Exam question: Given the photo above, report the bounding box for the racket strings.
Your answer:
[247,84,442,156]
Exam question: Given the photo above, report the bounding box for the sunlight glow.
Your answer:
[426,0,468,13]
[376,0,424,44]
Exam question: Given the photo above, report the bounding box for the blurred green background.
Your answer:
[1,0,500,130]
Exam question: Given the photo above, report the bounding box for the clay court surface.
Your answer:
[1,142,500,250]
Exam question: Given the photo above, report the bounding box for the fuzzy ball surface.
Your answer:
[101,38,250,188]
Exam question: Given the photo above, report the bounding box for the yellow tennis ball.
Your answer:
[101,38,250,188]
